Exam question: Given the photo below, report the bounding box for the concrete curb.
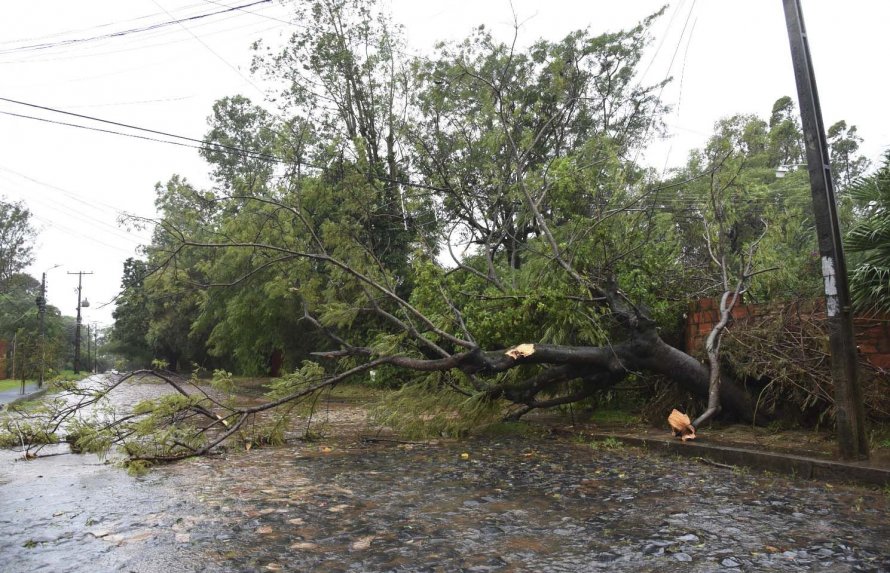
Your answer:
[591,433,890,488]
[1,387,49,409]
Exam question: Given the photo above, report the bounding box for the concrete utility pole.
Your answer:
[782,0,869,460]
[86,324,91,375]
[67,271,93,375]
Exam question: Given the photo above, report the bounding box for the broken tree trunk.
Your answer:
[692,290,741,428]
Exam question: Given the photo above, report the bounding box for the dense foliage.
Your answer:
[102,0,878,447]
[0,201,76,380]
[0,198,35,290]
[846,152,890,314]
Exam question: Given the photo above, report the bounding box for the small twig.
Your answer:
[695,456,735,470]
[358,436,427,445]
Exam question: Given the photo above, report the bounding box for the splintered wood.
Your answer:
[668,409,696,441]
[505,344,536,359]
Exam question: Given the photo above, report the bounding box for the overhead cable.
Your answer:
[0,96,280,162]
[0,0,272,56]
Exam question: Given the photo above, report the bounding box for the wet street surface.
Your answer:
[1,379,889,572]
[0,381,40,406]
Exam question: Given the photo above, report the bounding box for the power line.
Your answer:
[0,105,277,163]
[0,163,149,219]
[149,0,269,100]
[0,176,151,247]
[0,88,718,202]
[0,106,464,202]
[1,19,282,66]
[630,0,698,172]
[0,165,157,245]
[0,1,211,46]
[0,109,224,155]
[29,213,143,256]
[638,1,687,84]
[201,0,295,26]
[0,95,224,150]
[0,0,272,56]
[64,95,194,110]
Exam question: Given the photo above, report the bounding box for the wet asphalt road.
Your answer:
[1,380,888,572]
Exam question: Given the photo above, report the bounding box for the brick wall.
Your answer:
[684,298,890,371]
[853,316,890,370]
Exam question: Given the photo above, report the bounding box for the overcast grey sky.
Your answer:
[1,1,888,326]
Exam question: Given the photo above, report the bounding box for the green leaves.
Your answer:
[265,361,326,401]
[846,152,890,313]
[0,197,35,288]
[371,373,503,439]
[318,302,360,329]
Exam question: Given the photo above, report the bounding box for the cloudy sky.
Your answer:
[1,0,888,326]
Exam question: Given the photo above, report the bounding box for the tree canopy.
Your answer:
[95,0,879,464]
[847,152,890,314]
[0,197,35,292]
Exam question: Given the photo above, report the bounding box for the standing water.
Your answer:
[1,377,888,572]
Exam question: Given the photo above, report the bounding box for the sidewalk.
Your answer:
[530,409,890,488]
[585,428,890,488]
[0,381,44,407]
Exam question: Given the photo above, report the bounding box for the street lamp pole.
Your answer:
[67,271,93,375]
[782,0,868,459]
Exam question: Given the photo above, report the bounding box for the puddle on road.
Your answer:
[1,381,889,572]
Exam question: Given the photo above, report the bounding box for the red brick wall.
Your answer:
[854,317,890,370]
[684,298,890,371]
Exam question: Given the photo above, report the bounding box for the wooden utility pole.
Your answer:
[67,271,93,375]
[36,264,60,388]
[782,0,869,459]
[93,324,99,373]
[36,272,47,388]
[12,331,20,394]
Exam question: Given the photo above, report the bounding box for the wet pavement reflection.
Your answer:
[1,379,888,572]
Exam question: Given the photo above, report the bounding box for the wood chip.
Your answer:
[668,409,696,441]
[505,343,535,359]
[351,535,375,551]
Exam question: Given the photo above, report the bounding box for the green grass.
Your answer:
[0,370,92,396]
[587,409,642,426]
[587,437,625,451]
[49,370,93,382]
[0,379,33,392]
[477,421,544,438]
[870,425,890,450]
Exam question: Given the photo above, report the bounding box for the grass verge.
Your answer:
[0,380,33,393]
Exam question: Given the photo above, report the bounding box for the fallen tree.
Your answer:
[5,1,799,466]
